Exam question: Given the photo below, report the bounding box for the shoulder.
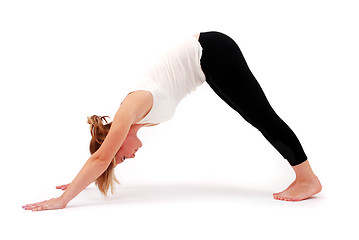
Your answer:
[124,90,153,102]
[121,90,153,123]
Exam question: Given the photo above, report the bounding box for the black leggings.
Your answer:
[199,31,307,166]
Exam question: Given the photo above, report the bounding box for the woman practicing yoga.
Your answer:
[23,31,321,211]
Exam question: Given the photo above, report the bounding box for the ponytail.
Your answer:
[87,115,119,195]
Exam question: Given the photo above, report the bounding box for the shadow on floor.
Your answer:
[69,182,275,208]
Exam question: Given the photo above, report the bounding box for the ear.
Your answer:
[114,150,125,165]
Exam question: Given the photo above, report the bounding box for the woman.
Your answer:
[23,31,321,211]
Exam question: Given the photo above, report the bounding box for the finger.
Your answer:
[23,203,41,210]
[23,204,39,210]
[32,205,45,212]
[23,202,39,209]
[23,200,47,210]
[56,184,69,190]
[28,202,49,211]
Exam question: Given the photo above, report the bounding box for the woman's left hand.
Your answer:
[23,196,67,212]
[56,183,70,191]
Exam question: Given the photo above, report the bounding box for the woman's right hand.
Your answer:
[56,184,70,191]
[23,197,68,212]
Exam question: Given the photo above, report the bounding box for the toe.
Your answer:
[280,194,290,201]
[276,195,283,201]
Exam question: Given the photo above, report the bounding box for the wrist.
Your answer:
[59,193,71,206]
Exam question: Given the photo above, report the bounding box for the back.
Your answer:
[133,35,206,124]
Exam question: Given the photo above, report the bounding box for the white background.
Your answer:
[1,0,358,239]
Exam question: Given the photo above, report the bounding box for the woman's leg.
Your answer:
[199,31,321,201]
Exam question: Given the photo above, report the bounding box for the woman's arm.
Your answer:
[23,111,133,211]
[60,113,133,204]
[23,91,153,211]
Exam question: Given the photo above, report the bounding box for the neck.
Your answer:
[129,124,142,135]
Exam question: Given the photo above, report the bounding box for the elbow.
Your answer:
[90,155,112,169]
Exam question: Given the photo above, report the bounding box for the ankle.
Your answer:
[292,160,318,183]
[295,175,318,184]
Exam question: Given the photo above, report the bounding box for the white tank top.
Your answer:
[132,35,206,124]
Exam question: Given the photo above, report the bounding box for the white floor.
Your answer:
[8,177,357,240]
[2,1,359,239]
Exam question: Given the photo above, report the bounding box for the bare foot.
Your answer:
[273,180,296,197]
[273,177,322,201]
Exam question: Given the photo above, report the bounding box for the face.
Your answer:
[115,134,142,165]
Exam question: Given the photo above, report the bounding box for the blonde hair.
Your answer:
[87,115,119,196]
